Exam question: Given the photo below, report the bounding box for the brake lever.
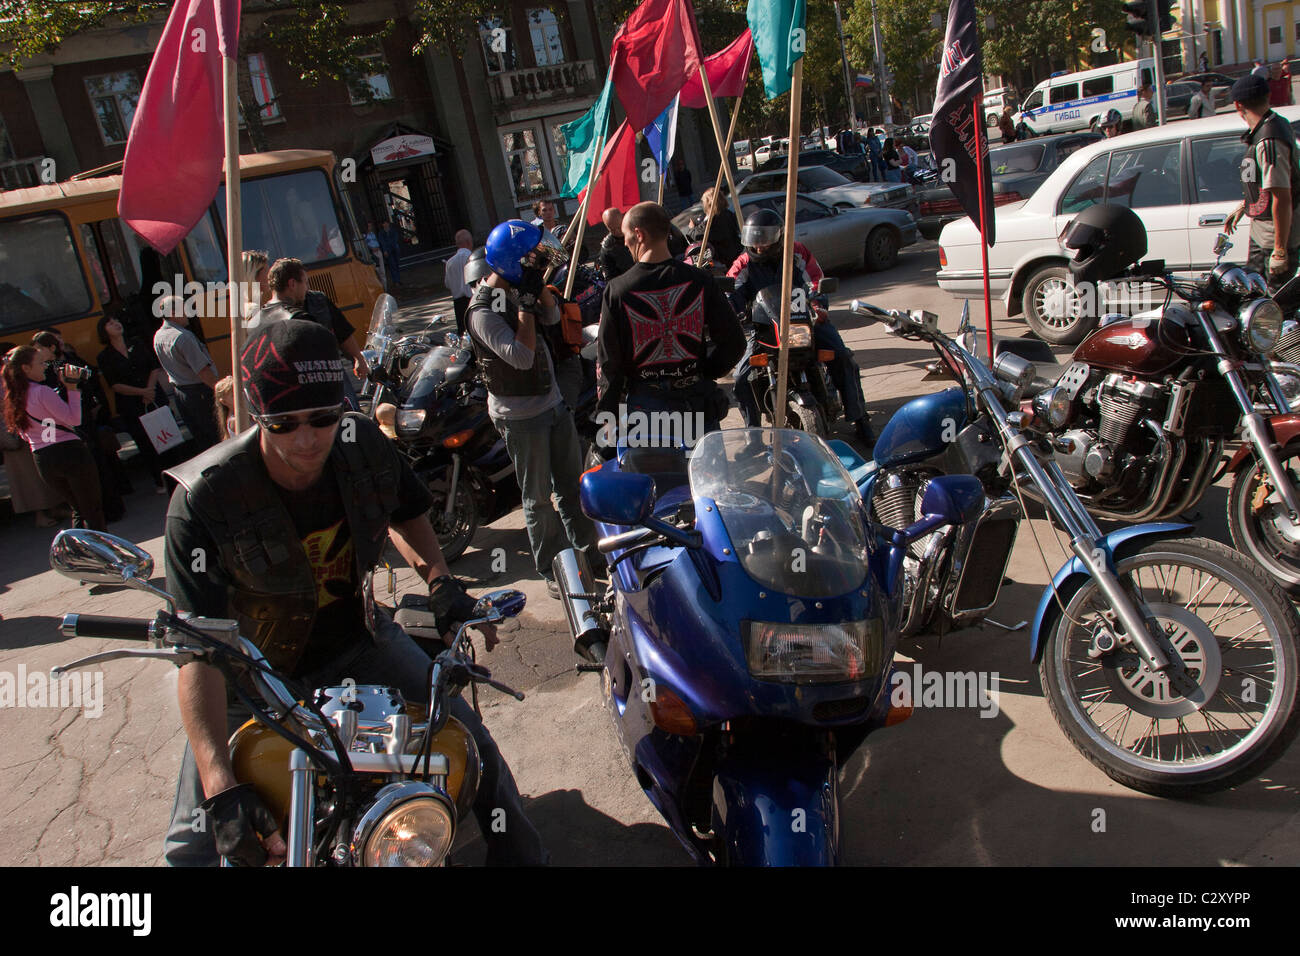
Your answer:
[52,646,204,677]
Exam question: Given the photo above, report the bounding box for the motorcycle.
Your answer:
[553,428,986,864]
[745,278,844,438]
[848,297,1300,796]
[1014,237,1300,594]
[47,528,526,867]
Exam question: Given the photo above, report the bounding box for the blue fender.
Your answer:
[710,747,839,866]
[1029,523,1195,663]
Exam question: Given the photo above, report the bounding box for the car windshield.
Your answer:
[990,142,1045,174]
[689,428,869,597]
[406,345,468,405]
[801,167,850,190]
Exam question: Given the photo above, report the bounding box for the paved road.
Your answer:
[2,242,1297,866]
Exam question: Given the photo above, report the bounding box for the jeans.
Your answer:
[814,321,867,424]
[884,168,903,183]
[1248,239,1300,311]
[625,381,728,439]
[733,336,763,427]
[32,439,105,530]
[163,616,548,866]
[554,354,583,412]
[493,403,596,579]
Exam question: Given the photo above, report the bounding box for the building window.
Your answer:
[247,54,281,121]
[479,17,518,74]
[349,44,394,105]
[501,126,550,204]
[85,71,141,145]
[1271,25,1284,46]
[0,114,14,162]
[528,8,565,66]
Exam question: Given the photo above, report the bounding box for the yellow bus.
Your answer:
[0,149,383,384]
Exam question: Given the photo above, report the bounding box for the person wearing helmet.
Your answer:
[727,209,875,446]
[468,219,595,598]
[1099,108,1123,138]
[1224,73,1300,301]
[1061,203,1149,288]
[595,201,744,438]
[443,229,474,336]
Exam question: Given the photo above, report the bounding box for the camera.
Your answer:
[60,364,93,385]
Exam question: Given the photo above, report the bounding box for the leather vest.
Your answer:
[465,284,552,397]
[165,412,401,673]
[1242,110,1300,218]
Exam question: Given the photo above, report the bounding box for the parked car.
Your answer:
[982,87,1016,126]
[757,147,872,184]
[916,131,1101,239]
[754,138,790,166]
[673,190,919,272]
[1163,80,1201,117]
[734,164,917,217]
[936,105,1300,343]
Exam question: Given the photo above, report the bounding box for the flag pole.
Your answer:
[697,93,745,267]
[223,50,247,430]
[564,126,608,300]
[657,167,666,204]
[971,93,993,364]
[774,56,803,431]
[697,67,747,237]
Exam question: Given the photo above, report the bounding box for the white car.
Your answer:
[936,104,1300,344]
[735,165,914,214]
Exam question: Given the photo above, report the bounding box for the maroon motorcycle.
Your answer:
[1022,224,1300,594]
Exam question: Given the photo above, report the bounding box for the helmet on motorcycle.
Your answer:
[1100,108,1122,129]
[1062,203,1147,285]
[742,208,784,263]
[464,247,490,286]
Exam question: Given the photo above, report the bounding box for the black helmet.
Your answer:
[464,246,490,286]
[742,208,783,262]
[1062,203,1147,285]
[1100,108,1122,129]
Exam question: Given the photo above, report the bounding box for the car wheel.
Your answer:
[864,226,899,271]
[1021,264,1097,345]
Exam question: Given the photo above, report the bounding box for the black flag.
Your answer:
[929,0,994,246]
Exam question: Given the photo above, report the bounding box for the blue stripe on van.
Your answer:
[1026,87,1136,117]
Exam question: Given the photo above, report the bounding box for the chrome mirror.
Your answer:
[50,530,175,611]
[472,588,527,622]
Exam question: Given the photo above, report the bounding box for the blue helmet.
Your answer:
[485,219,543,283]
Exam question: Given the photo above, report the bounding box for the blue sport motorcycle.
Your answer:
[553,428,984,865]
[845,299,1300,797]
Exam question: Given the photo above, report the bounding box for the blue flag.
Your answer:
[643,94,679,176]
[747,0,806,99]
[560,72,616,199]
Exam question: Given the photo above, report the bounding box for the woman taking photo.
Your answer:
[95,315,169,494]
[2,344,105,530]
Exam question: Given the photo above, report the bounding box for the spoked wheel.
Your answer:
[1039,537,1300,796]
[426,474,479,563]
[1022,264,1096,345]
[1226,443,1300,595]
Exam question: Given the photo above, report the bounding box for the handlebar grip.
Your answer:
[59,613,154,641]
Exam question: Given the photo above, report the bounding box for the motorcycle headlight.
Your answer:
[395,408,427,436]
[744,619,886,683]
[353,783,455,867]
[1239,298,1284,353]
[1032,386,1073,428]
[788,323,814,348]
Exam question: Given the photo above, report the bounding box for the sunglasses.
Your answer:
[253,404,346,434]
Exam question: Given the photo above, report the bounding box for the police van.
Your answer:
[1015,59,1155,135]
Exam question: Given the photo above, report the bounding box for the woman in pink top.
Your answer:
[1,344,105,530]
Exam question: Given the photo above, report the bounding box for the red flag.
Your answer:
[611,0,703,132]
[679,28,754,108]
[118,0,241,254]
[578,121,640,226]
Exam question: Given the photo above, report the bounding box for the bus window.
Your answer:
[0,214,92,328]
[216,168,346,267]
[98,218,145,298]
[183,209,227,284]
[79,223,113,304]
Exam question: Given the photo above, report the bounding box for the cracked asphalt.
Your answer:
[2,244,1298,866]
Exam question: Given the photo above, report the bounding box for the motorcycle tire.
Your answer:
[1226,441,1300,596]
[426,473,480,564]
[1038,536,1300,797]
[1022,264,1095,345]
[787,401,828,439]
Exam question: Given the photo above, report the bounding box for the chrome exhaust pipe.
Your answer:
[553,548,607,663]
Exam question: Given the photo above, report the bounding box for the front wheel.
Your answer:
[426,471,480,563]
[787,400,828,439]
[864,226,899,271]
[1021,264,1096,345]
[1227,442,1300,595]
[1039,536,1300,796]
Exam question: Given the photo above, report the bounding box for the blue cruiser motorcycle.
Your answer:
[553,429,984,865]
[845,299,1300,797]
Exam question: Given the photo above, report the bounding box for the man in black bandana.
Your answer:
[162,320,546,867]
[1225,73,1300,303]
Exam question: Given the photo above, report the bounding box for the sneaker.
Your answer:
[545,578,562,600]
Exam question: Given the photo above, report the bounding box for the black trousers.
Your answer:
[453,296,471,336]
[175,384,219,454]
[33,439,106,531]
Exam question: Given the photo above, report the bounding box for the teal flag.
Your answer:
[746,0,806,99]
[559,72,615,198]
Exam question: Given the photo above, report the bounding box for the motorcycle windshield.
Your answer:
[365,293,399,354]
[689,428,869,598]
[405,346,465,406]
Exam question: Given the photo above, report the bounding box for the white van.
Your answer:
[1015,59,1155,136]
[982,87,1014,125]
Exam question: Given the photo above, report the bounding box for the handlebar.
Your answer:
[59,613,155,641]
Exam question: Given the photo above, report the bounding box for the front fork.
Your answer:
[1200,317,1300,522]
[980,384,1173,673]
[444,453,462,521]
